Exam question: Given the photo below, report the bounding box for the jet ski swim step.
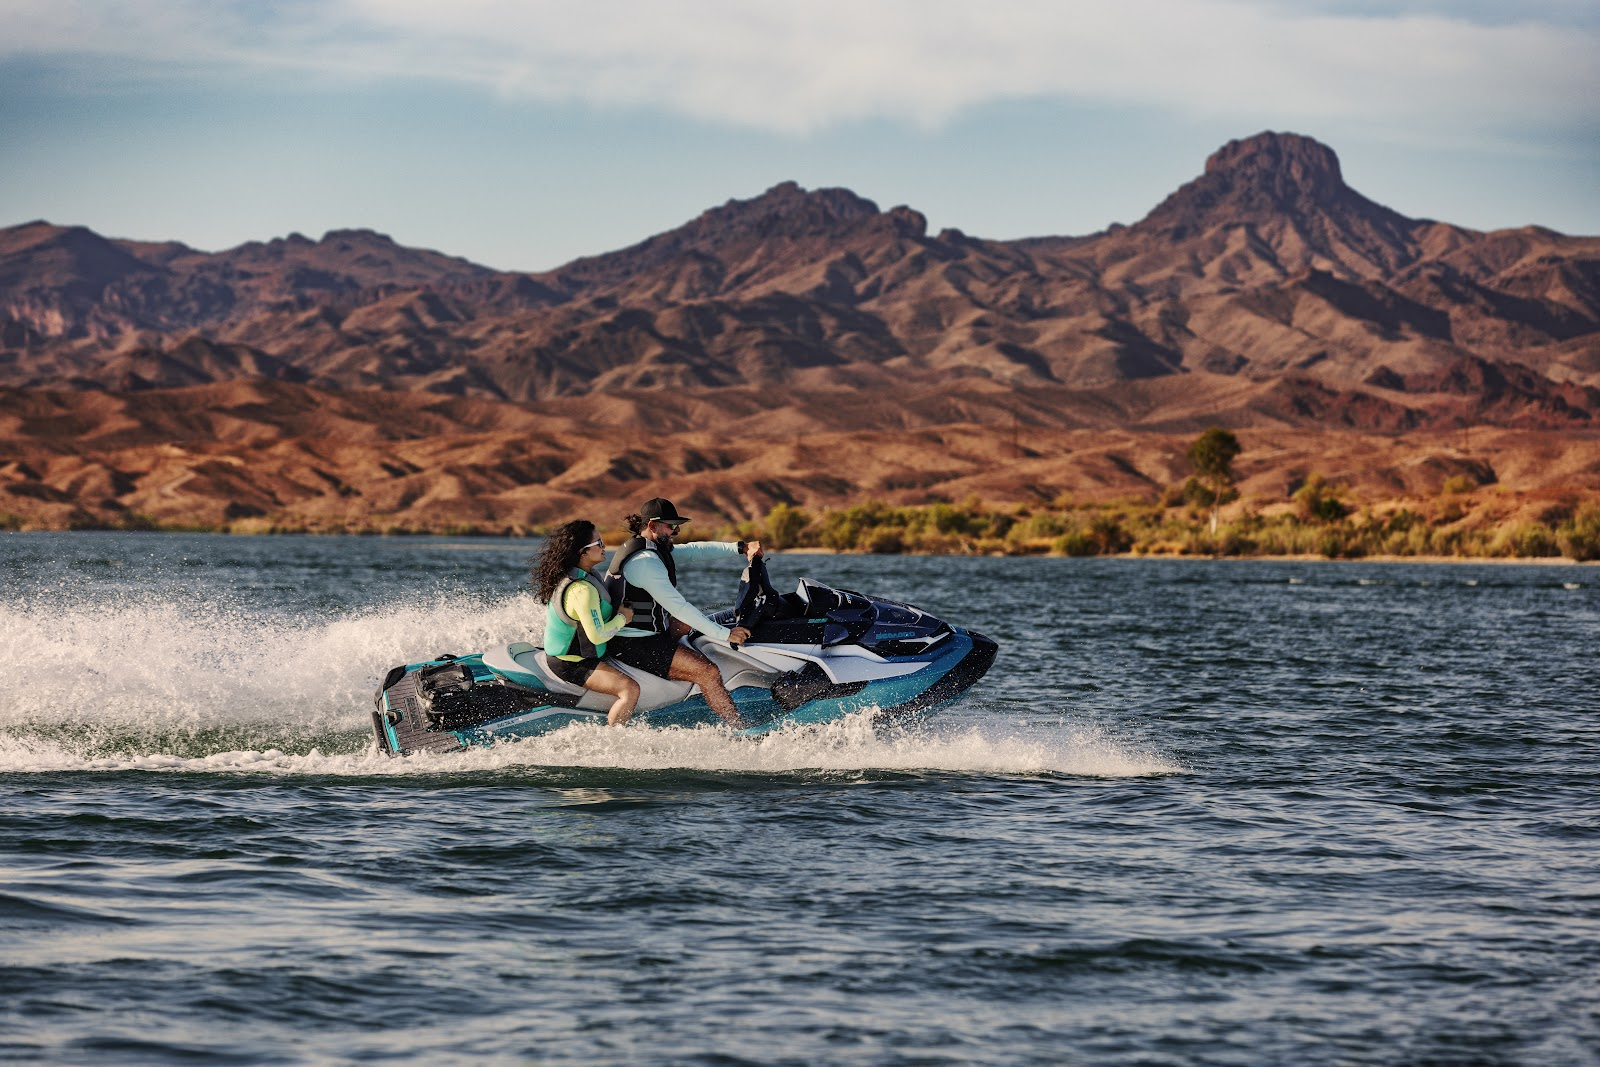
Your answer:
[417,660,588,730]
[378,656,586,740]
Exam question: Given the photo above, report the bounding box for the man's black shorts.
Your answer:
[608,633,680,678]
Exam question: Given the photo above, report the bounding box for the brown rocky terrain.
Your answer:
[1,377,1595,535]
[2,131,1597,534]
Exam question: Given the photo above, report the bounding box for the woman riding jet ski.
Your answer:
[371,552,998,757]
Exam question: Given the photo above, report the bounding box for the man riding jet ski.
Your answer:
[602,497,760,728]
[371,548,998,757]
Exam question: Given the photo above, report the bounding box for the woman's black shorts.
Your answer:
[608,633,680,678]
[545,655,601,686]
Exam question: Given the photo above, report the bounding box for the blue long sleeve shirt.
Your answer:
[598,540,742,645]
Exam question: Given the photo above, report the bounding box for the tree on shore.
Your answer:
[1187,428,1242,534]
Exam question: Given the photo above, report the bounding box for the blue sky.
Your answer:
[2,0,1596,272]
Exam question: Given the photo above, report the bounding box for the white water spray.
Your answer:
[0,588,541,751]
[0,591,1179,778]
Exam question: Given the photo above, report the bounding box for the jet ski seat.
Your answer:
[482,642,588,698]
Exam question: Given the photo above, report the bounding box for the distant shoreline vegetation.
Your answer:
[713,491,1600,563]
[7,488,1599,563]
[4,428,1596,561]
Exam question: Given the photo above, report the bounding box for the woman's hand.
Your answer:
[619,605,635,623]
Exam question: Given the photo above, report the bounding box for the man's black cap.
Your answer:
[640,497,691,524]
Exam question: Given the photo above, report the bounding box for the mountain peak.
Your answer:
[1204,131,1344,188]
[550,181,902,286]
[692,182,884,240]
[1133,130,1413,249]
[320,228,399,245]
[0,221,158,289]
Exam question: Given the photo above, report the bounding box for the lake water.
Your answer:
[1,532,1596,1066]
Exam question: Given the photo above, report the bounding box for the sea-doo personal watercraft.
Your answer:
[371,561,997,756]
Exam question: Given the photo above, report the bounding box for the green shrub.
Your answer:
[925,500,994,537]
[1182,476,1215,508]
[1215,529,1256,556]
[864,527,906,554]
[911,532,969,555]
[1405,524,1436,555]
[1295,475,1350,523]
[1381,508,1421,534]
[116,511,163,532]
[1537,499,1576,526]
[763,503,811,549]
[1493,523,1559,559]
[1088,514,1132,554]
[1431,526,1467,556]
[1558,504,1600,562]
[817,501,893,551]
[1053,530,1098,556]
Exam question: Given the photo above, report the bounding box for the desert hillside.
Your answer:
[2,131,1597,541]
[1,378,1594,542]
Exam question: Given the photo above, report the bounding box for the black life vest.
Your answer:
[605,535,676,634]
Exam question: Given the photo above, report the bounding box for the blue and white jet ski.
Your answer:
[371,561,997,756]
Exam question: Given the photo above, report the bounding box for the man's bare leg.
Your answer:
[667,645,745,729]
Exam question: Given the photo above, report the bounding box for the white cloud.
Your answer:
[4,0,1596,135]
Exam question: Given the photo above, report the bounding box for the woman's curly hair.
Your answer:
[531,519,597,602]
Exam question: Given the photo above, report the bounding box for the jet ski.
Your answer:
[371,559,997,756]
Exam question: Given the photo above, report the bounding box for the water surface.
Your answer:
[2,533,1596,1065]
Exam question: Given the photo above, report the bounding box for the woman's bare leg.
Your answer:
[584,663,641,726]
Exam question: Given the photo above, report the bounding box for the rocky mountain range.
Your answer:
[2,131,1598,531]
[5,131,1599,430]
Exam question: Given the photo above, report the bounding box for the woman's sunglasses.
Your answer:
[582,538,604,550]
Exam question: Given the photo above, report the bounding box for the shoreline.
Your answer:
[2,527,1592,566]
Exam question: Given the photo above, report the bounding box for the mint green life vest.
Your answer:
[544,568,617,660]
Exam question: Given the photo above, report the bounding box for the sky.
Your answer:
[2,0,1597,272]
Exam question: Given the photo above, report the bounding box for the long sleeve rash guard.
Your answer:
[553,578,630,660]
[609,540,742,645]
